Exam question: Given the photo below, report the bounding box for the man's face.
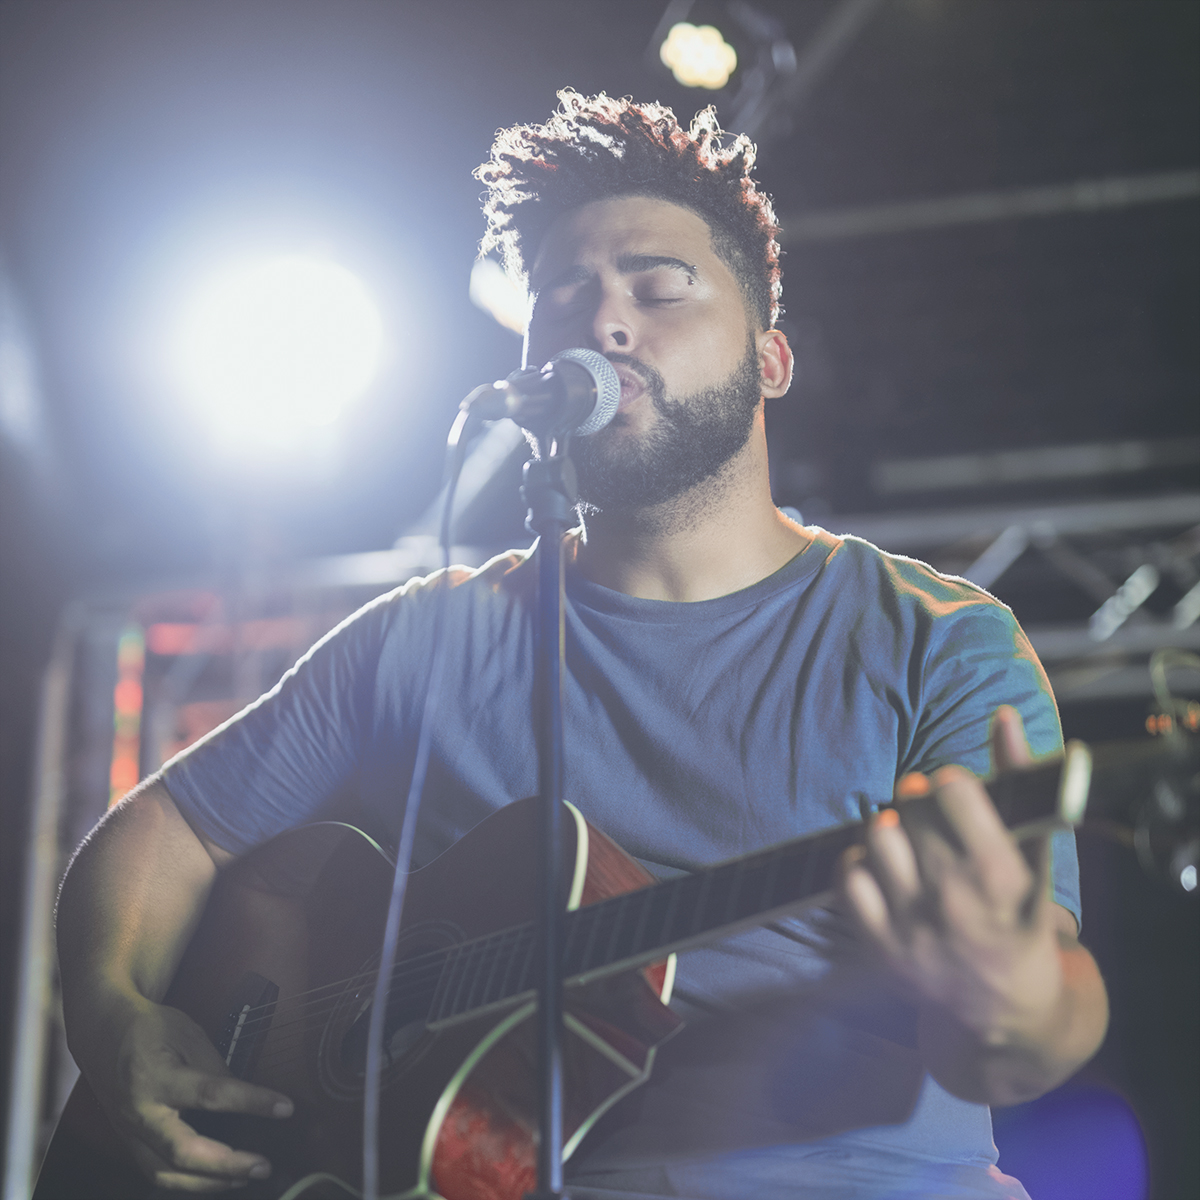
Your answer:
[525,195,767,512]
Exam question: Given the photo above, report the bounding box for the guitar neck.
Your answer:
[425,744,1091,1025]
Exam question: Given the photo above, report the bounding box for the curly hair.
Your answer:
[475,90,783,330]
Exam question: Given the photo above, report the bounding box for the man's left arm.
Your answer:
[840,706,1109,1107]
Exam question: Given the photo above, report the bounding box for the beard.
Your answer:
[572,339,762,515]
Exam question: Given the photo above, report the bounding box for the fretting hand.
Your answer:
[838,706,1108,1105]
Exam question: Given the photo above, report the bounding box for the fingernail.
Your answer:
[895,773,929,799]
[249,1162,271,1179]
[272,1099,293,1118]
[876,808,900,829]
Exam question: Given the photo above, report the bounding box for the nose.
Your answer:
[589,292,634,353]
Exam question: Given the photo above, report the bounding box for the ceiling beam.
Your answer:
[779,168,1200,244]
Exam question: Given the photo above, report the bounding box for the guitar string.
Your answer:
[244,904,585,1058]
[233,862,711,1051]
[231,850,788,1062]
[248,923,551,1073]
[232,923,535,1043]
[216,852,732,1038]
[244,843,827,1076]
[245,885,662,1065]
[209,801,1029,1053]
[208,767,1068,1074]
[228,843,818,1077]
[247,919,676,1077]
[241,869,713,1075]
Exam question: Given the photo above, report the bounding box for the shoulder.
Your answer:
[360,545,536,618]
[285,546,536,671]
[813,529,1015,624]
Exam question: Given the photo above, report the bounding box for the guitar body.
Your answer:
[36,798,681,1200]
[39,739,1122,1199]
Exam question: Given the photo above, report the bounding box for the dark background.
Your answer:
[1,1,1197,1195]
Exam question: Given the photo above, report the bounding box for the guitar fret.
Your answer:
[578,895,605,974]
[629,881,654,960]
[658,874,684,951]
[760,846,782,912]
[691,867,714,937]
[481,928,512,1007]
[461,938,490,1013]
[455,944,474,1015]
[456,945,479,1015]
[451,943,473,1018]
[599,891,627,968]
[431,942,461,1022]
[497,926,523,1002]
[469,930,509,1014]
[439,759,1081,1015]
[517,921,538,996]
[724,861,745,924]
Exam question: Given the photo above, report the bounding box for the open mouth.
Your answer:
[611,363,647,409]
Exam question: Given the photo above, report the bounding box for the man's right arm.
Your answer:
[57,778,294,1193]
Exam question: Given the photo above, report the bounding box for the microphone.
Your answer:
[466,348,621,436]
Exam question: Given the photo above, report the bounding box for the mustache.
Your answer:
[603,352,666,408]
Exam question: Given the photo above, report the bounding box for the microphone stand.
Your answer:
[521,435,577,1200]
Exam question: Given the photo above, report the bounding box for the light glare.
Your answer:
[469,257,529,335]
[660,22,738,90]
[175,255,383,447]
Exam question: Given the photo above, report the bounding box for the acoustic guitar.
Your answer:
[34,736,1194,1200]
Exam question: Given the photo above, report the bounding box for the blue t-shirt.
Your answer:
[163,528,1077,1200]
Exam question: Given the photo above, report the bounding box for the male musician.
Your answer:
[53,92,1107,1198]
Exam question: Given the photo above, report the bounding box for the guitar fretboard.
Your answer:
[422,754,1071,1025]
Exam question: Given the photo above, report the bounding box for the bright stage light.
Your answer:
[469,257,529,335]
[174,255,383,449]
[660,21,738,90]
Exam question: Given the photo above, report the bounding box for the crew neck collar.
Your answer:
[564,528,838,622]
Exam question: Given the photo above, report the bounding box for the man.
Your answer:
[53,92,1107,1198]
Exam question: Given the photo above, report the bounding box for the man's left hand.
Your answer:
[838,706,1109,1106]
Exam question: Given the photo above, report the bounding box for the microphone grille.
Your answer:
[551,348,621,436]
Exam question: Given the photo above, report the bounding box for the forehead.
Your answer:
[530,195,728,285]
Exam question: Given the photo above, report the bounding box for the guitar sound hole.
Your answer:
[340,991,429,1074]
[321,920,464,1089]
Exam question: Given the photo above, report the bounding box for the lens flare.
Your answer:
[174,255,383,447]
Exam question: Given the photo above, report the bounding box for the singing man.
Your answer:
[51,91,1107,1200]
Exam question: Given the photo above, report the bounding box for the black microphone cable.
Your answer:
[361,401,478,1200]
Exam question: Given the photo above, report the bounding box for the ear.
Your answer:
[757,328,793,399]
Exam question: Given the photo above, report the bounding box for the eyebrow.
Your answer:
[535,254,698,292]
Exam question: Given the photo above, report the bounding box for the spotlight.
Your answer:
[173,255,383,451]
[660,21,738,89]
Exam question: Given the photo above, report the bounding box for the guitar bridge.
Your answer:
[217,971,279,1080]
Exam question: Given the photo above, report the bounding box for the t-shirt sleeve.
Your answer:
[902,592,1081,930]
[160,595,390,856]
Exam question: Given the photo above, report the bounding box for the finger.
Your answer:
[891,772,969,903]
[129,1135,260,1193]
[134,1106,274,1183]
[990,705,1032,773]
[864,807,924,918]
[926,765,1034,907]
[839,846,901,955]
[160,1065,293,1119]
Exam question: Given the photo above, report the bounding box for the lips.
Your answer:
[611,363,646,410]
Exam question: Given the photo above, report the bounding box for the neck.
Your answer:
[572,421,811,602]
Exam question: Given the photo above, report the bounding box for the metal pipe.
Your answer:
[3,607,79,1200]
